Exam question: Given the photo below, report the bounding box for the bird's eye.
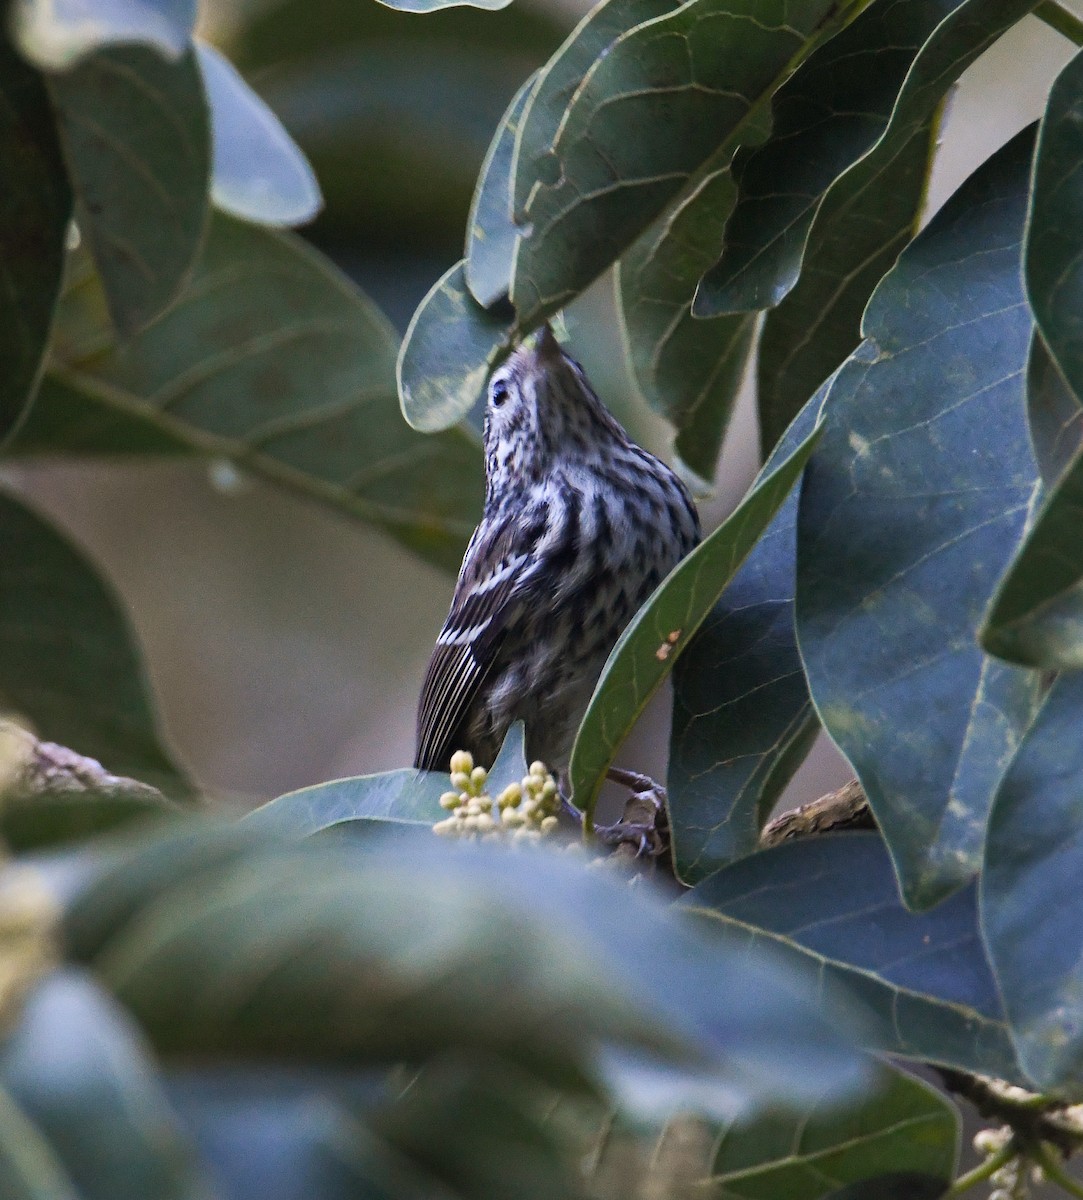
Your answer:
[491,379,509,408]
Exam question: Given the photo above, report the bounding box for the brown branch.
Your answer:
[760,778,873,846]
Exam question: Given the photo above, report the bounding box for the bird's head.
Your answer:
[482,325,625,497]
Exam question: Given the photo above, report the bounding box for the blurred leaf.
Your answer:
[0,490,191,799]
[1,790,174,856]
[47,45,210,336]
[510,0,679,221]
[982,50,1083,669]
[617,168,757,483]
[466,74,537,308]
[61,827,869,1114]
[0,40,71,446]
[698,0,969,314]
[0,969,209,1200]
[194,41,321,228]
[1026,330,1083,486]
[374,1057,587,1200]
[398,260,515,432]
[15,216,483,574]
[247,771,447,837]
[248,722,529,840]
[709,1064,957,1200]
[687,833,1021,1080]
[824,1176,948,1200]
[756,115,936,455]
[11,0,195,70]
[0,1083,79,1200]
[795,129,1041,909]
[982,672,1083,1089]
[510,0,851,326]
[668,393,822,884]
[570,424,821,820]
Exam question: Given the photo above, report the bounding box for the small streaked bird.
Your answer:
[414,326,700,775]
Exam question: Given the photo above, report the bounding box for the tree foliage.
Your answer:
[3,0,1083,1196]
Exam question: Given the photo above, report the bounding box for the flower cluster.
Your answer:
[432,750,562,840]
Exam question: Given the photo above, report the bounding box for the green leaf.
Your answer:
[700,0,951,313]
[0,490,191,799]
[510,0,680,221]
[195,41,321,228]
[15,216,483,575]
[668,393,822,884]
[617,167,757,483]
[687,833,1021,1080]
[0,1083,79,1200]
[0,40,71,445]
[982,672,1083,1089]
[509,0,850,326]
[981,50,1083,669]
[795,129,1041,909]
[465,74,537,308]
[0,789,174,856]
[1026,330,1083,487]
[61,826,870,1113]
[46,45,211,336]
[11,0,195,70]
[397,260,516,433]
[570,423,821,821]
[246,771,448,837]
[0,969,209,1200]
[756,115,936,455]
[709,1064,958,1200]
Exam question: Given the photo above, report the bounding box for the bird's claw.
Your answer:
[596,772,670,862]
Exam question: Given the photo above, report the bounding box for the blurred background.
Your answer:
[1,0,1075,809]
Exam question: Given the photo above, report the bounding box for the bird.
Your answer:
[414,325,700,778]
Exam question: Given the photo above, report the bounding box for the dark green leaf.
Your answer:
[825,1176,947,1200]
[61,826,870,1114]
[15,216,482,575]
[466,74,537,308]
[1,789,174,855]
[510,0,680,221]
[510,0,850,326]
[195,41,321,228]
[668,393,822,883]
[756,116,936,455]
[1026,330,1083,487]
[709,1064,957,1200]
[0,969,209,1200]
[12,0,195,70]
[617,167,757,483]
[982,50,1083,669]
[0,1083,79,1200]
[687,833,1021,1080]
[795,129,1041,909]
[47,46,210,336]
[0,40,71,445]
[698,0,965,314]
[982,672,1083,1089]
[397,260,516,432]
[570,424,821,820]
[0,490,191,799]
[1024,44,1083,403]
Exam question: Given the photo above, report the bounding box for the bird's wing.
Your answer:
[414,523,534,771]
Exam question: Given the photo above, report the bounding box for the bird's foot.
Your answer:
[594,769,670,862]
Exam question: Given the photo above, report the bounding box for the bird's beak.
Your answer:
[532,323,562,362]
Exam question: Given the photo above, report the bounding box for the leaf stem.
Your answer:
[1036,1,1083,47]
[1035,1141,1083,1198]
[942,1141,1018,1197]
